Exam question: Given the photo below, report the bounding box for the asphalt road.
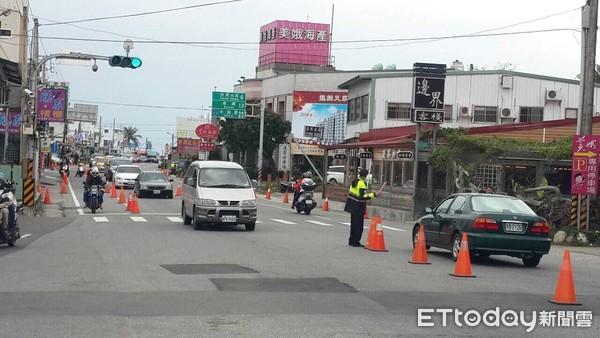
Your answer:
[0,163,598,337]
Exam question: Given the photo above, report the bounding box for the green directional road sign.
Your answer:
[212,91,246,119]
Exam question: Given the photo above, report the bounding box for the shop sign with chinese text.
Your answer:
[571,135,600,194]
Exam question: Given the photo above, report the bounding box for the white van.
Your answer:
[181,161,257,231]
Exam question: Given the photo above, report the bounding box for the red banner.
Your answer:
[177,138,216,154]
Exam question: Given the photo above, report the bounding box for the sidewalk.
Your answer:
[37,168,66,218]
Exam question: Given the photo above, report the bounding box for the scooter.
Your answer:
[294,178,318,215]
[83,183,103,214]
[76,163,85,177]
[0,180,20,247]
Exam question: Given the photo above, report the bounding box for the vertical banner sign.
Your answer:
[571,135,600,194]
[412,63,446,123]
[37,88,67,122]
[278,144,291,171]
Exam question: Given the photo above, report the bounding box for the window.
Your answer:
[473,106,497,123]
[448,196,467,214]
[435,197,455,214]
[393,162,403,187]
[277,100,285,115]
[361,95,369,120]
[565,108,577,119]
[444,105,453,121]
[386,102,411,119]
[348,95,369,122]
[520,107,544,123]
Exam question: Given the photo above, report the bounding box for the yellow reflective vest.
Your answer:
[344,178,374,214]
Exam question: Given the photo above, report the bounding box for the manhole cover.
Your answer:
[161,264,258,275]
[210,278,356,293]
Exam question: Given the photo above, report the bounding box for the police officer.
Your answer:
[344,168,380,247]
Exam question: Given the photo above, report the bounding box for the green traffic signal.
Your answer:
[108,55,142,69]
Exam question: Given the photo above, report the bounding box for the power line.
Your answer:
[41,0,242,26]
[71,99,212,111]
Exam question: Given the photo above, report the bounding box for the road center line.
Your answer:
[271,219,296,225]
[20,234,32,239]
[68,181,81,207]
[382,225,405,232]
[306,220,334,227]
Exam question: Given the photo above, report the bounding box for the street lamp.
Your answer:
[166,132,174,149]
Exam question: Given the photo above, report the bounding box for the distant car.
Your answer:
[326,165,345,184]
[414,193,551,267]
[93,156,108,171]
[113,165,142,188]
[106,157,133,181]
[134,171,173,198]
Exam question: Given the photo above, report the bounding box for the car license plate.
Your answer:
[153,190,161,194]
[504,222,524,233]
[222,215,236,222]
[306,200,313,205]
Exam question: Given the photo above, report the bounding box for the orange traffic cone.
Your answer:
[126,193,132,211]
[37,183,42,195]
[450,233,476,278]
[130,193,141,214]
[409,225,431,264]
[364,206,370,219]
[265,187,271,200]
[110,183,117,198]
[118,187,126,204]
[549,250,581,305]
[282,190,289,204]
[60,181,67,194]
[105,182,110,191]
[322,195,329,211]
[44,187,52,205]
[365,216,387,252]
[176,184,182,197]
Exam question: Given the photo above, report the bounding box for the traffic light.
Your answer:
[108,55,142,69]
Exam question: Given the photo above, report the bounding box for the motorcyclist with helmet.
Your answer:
[84,167,105,209]
[291,171,312,209]
[0,177,16,236]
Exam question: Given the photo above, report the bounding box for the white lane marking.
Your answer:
[77,209,84,215]
[340,222,351,226]
[68,181,81,207]
[314,215,331,220]
[130,217,147,222]
[93,217,109,223]
[382,225,406,232]
[20,234,32,239]
[271,219,296,225]
[78,212,180,216]
[167,217,183,222]
[306,220,334,227]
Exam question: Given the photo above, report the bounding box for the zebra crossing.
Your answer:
[87,215,406,231]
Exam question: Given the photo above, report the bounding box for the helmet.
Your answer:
[303,171,312,178]
[359,168,369,177]
[91,167,99,177]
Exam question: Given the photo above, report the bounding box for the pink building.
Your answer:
[258,20,331,67]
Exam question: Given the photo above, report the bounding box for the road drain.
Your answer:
[161,264,259,275]
[210,277,357,293]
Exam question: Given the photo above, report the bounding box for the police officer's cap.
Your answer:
[359,169,369,177]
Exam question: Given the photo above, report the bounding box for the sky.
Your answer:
[27,0,585,152]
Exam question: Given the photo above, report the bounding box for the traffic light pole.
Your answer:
[25,52,109,215]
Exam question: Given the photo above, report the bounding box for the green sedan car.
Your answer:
[413,193,551,267]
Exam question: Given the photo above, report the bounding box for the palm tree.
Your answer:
[122,126,141,150]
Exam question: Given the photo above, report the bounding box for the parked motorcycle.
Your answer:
[0,180,20,247]
[294,178,318,215]
[76,163,85,177]
[84,183,103,214]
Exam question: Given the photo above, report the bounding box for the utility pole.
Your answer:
[111,118,115,152]
[257,108,265,186]
[98,116,102,151]
[580,0,598,135]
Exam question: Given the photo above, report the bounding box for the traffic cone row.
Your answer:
[130,193,140,214]
[110,183,117,198]
[549,250,581,305]
[265,187,271,200]
[450,233,476,278]
[126,193,132,211]
[44,187,52,205]
[322,195,329,211]
[282,190,289,204]
[364,216,387,252]
[118,187,126,204]
[409,225,430,264]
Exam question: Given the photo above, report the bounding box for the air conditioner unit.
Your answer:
[459,106,471,117]
[500,107,516,119]
[546,90,561,101]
